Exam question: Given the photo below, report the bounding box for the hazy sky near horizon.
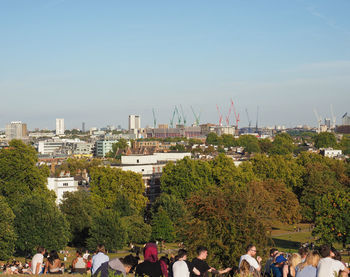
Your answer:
[1,0,350,130]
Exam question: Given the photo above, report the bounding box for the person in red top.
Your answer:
[86,255,92,273]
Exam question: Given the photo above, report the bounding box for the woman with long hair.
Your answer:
[44,250,62,274]
[283,253,301,277]
[295,251,320,277]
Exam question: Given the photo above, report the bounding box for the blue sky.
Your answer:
[1,0,350,130]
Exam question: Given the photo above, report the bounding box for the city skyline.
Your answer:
[1,0,350,129]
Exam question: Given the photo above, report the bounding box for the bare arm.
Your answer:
[35,262,42,275]
[282,264,289,277]
[209,267,232,275]
[72,258,77,269]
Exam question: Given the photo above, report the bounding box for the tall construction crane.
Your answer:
[225,100,233,126]
[255,106,259,133]
[313,108,322,133]
[180,105,187,126]
[191,106,201,126]
[152,108,157,128]
[216,104,223,126]
[330,104,336,129]
[170,107,176,128]
[175,106,182,125]
[245,108,252,133]
[231,99,240,130]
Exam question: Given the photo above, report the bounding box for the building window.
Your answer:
[142,169,144,172]
[62,183,68,186]
[137,159,139,163]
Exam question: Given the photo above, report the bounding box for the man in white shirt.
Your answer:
[239,244,262,273]
[173,249,190,277]
[31,246,46,275]
[317,245,349,277]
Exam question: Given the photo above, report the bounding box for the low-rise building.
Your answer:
[95,140,118,157]
[47,177,78,205]
[116,152,191,202]
[320,148,342,158]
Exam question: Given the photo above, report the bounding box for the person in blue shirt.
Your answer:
[270,255,287,277]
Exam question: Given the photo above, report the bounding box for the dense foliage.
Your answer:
[1,135,349,259]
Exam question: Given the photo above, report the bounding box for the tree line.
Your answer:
[0,138,349,269]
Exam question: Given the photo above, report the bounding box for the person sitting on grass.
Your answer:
[93,254,139,277]
[72,249,87,274]
[44,250,62,274]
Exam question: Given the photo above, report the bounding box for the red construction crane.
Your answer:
[225,100,234,126]
[231,99,240,129]
[216,104,223,126]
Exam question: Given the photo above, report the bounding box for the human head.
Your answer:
[275,255,287,266]
[196,246,208,260]
[96,244,106,253]
[120,255,139,274]
[144,243,158,263]
[177,249,188,260]
[331,247,341,261]
[319,245,331,258]
[246,244,257,257]
[76,250,82,257]
[37,246,45,254]
[298,247,308,260]
[288,253,301,269]
[48,250,59,264]
[270,248,279,257]
[305,251,320,268]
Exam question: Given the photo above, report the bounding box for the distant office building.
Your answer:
[324,118,331,129]
[95,140,119,157]
[56,118,65,135]
[5,121,28,140]
[129,115,141,130]
[38,140,64,155]
[342,113,350,125]
[82,122,85,133]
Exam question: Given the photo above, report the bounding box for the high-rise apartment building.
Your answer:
[56,118,65,135]
[5,121,28,140]
[128,115,141,130]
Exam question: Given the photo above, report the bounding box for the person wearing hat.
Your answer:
[270,255,287,277]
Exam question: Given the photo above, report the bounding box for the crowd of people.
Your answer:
[0,243,349,276]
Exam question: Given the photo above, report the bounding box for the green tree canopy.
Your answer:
[269,133,296,155]
[160,157,214,200]
[89,166,147,212]
[0,140,49,206]
[259,138,273,153]
[338,135,350,155]
[181,188,268,268]
[121,215,151,244]
[0,196,17,260]
[250,154,304,193]
[55,158,102,177]
[314,132,337,149]
[152,193,187,234]
[60,190,96,247]
[206,133,222,146]
[237,135,261,154]
[151,207,175,242]
[312,190,350,247]
[13,191,70,255]
[87,209,126,252]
